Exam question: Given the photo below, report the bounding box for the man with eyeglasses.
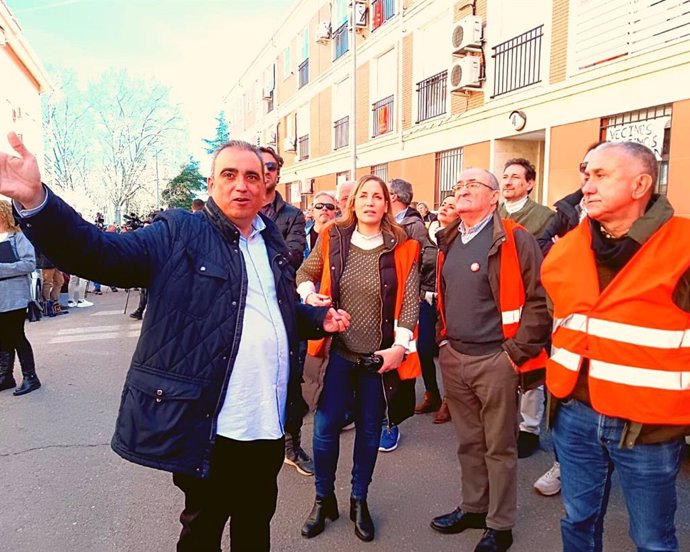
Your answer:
[431,168,550,552]
[305,191,337,258]
[258,146,313,478]
[259,147,307,272]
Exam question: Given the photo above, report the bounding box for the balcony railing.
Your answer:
[334,22,349,60]
[491,25,543,98]
[298,134,310,160]
[334,116,349,150]
[416,70,447,123]
[372,95,394,137]
[299,59,309,88]
[371,0,396,31]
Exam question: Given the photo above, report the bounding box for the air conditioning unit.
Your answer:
[449,56,482,92]
[451,15,483,54]
[316,21,332,44]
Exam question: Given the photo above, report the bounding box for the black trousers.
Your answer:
[0,307,35,374]
[173,435,284,552]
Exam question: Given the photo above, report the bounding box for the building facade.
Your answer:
[0,0,51,172]
[225,0,690,216]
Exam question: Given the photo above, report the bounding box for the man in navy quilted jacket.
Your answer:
[0,132,350,552]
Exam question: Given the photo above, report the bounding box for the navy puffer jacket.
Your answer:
[18,188,329,477]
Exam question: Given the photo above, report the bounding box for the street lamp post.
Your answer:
[350,1,357,179]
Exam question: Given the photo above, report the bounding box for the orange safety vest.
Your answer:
[542,217,690,425]
[307,232,422,380]
[436,218,548,374]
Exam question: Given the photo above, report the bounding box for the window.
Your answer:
[371,163,388,182]
[570,0,690,72]
[333,77,350,150]
[416,70,447,123]
[600,104,672,196]
[333,22,349,60]
[434,148,463,207]
[263,64,275,113]
[283,46,292,79]
[298,135,310,160]
[333,0,349,60]
[299,28,309,88]
[491,25,543,98]
[372,95,394,137]
[334,116,349,150]
[371,0,396,31]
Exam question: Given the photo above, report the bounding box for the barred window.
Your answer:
[371,163,388,182]
[434,148,463,208]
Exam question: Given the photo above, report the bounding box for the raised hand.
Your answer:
[0,132,44,209]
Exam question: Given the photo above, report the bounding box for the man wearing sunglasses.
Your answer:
[258,147,314,478]
[305,191,337,259]
[259,147,307,272]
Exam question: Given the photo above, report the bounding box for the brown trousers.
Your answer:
[439,345,519,530]
[41,268,64,302]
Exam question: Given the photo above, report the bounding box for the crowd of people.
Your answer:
[0,131,688,552]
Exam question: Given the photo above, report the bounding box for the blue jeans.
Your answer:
[313,352,386,500]
[552,399,684,552]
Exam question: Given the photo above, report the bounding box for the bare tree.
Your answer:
[87,70,184,221]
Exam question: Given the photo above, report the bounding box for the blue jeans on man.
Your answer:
[313,352,386,500]
[552,398,685,552]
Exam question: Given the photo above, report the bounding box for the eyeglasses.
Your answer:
[314,202,336,211]
[579,162,588,174]
[453,181,496,193]
[265,162,279,172]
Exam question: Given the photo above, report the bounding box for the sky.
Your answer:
[10,0,294,165]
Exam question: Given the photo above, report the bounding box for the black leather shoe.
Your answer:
[430,508,487,534]
[350,497,375,542]
[474,528,513,552]
[13,375,41,396]
[301,494,339,538]
[517,431,539,458]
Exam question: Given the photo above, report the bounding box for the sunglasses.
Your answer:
[265,162,279,171]
[314,202,336,211]
[579,162,588,173]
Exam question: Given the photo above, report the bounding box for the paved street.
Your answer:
[1,291,689,552]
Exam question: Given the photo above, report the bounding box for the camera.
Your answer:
[358,354,383,374]
[94,212,105,230]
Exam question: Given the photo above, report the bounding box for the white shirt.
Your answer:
[216,217,290,441]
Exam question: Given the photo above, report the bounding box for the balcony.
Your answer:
[416,70,447,123]
[334,116,349,150]
[299,59,309,88]
[491,25,543,98]
[334,22,349,60]
[372,95,394,137]
[298,134,309,160]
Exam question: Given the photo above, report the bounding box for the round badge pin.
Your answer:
[470,262,480,272]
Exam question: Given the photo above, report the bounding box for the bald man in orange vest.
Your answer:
[542,141,690,552]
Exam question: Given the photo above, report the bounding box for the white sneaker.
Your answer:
[67,301,77,308]
[534,461,561,496]
[76,300,94,308]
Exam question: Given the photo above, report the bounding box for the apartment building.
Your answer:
[0,0,51,172]
[225,0,690,216]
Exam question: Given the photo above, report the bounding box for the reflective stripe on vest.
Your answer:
[542,216,690,424]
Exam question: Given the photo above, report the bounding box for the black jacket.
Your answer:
[18,188,330,478]
[269,191,306,270]
[537,189,583,256]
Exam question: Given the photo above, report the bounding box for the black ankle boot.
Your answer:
[350,497,375,542]
[0,351,16,391]
[301,494,339,538]
[13,374,41,396]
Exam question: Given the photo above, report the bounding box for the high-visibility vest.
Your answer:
[307,230,422,380]
[436,218,548,373]
[542,217,690,425]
